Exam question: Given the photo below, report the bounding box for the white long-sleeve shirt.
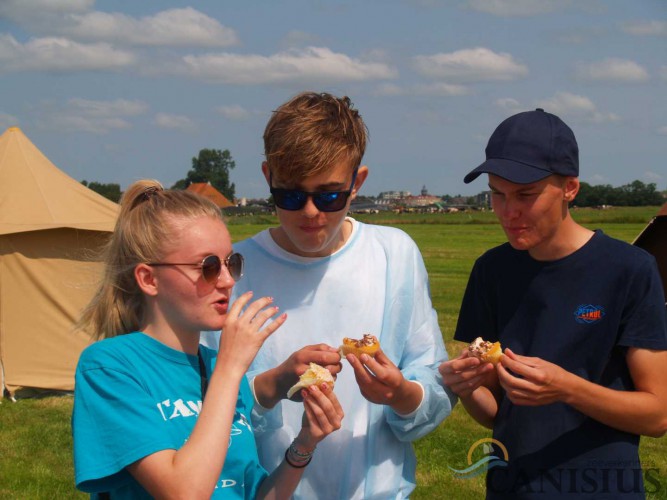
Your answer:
[201,218,455,499]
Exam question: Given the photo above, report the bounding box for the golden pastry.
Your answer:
[286,363,335,399]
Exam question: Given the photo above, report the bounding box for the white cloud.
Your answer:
[216,105,252,121]
[575,58,649,83]
[535,91,620,123]
[373,83,403,96]
[0,0,92,23]
[0,113,20,129]
[153,113,196,131]
[621,20,667,37]
[642,171,663,183]
[0,34,134,73]
[280,30,321,49]
[413,47,528,82]
[466,0,565,17]
[174,46,397,84]
[374,82,469,96]
[37,98,148,134]
[68,98,148,117]
[360,48,392,63]
[495,97,522,113]
[63,8,239,47]
[1,3,238,48]
[412,82,470,96]
[44,115,132,134]
[586,173,607,185]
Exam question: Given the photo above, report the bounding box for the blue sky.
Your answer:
[1,0,665,199]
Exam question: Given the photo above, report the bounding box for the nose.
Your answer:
[301,195,321,218]
[215,266,236,289]
[495,197,520,220]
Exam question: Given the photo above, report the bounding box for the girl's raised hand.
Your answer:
[216,291,287,374]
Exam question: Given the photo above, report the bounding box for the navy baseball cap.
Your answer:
[464,108,579,184]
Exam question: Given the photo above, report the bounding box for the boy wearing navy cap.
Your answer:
[440,109,667,498]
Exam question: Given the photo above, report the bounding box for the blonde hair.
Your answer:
[78,179,223,340]
[263,92,368,181]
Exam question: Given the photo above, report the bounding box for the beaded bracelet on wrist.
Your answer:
[287,449,311,463]
[289,442,314,459]
[285,448,312,468]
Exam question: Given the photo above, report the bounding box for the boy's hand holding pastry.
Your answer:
[341,334,423,415]
[254,344,342,407]
[438,337,504,398]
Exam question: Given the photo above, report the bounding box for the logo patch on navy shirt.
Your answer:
[574,304,606,324]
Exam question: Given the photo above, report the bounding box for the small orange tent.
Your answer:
[186,182,234,208]
[633,203,667,302]
[0,127,118,398]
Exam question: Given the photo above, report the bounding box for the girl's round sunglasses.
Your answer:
[269,168,358,212]
[148,253,244,284]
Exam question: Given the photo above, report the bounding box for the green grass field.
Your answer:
[1,206,665,499]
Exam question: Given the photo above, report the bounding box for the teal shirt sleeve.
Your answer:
[73,345,176,493]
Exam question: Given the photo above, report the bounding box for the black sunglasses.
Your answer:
[270,168,358,212]
[148,253,244,284]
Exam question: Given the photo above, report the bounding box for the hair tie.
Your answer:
[130,186,160,210]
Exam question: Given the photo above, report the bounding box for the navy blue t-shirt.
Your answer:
[455,230,667,499]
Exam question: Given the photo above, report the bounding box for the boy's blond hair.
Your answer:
[263,92,368,181]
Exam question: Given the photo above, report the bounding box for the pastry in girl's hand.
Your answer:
[339,334,380,358]
[468,337,503,365]
[286,363,335,399]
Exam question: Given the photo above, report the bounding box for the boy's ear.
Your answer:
[261,162,270,185]
[351,165,369,197]
[563,176,579,202]
[135,263,159,297]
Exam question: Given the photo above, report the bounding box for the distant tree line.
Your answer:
[80,148,237,204]
[81,180,122,203]
[575,180,663,207]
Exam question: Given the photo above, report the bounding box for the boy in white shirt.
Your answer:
[202,91,454,499]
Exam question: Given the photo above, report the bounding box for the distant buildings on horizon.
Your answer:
[233,184,491,215]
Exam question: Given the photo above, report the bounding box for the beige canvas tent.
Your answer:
[633,203,667,303]
[0,127,118,398]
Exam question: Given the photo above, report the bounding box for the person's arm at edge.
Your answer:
[565,348,667,437]
[499,347,667,437]
[460,370,502,430]
[439,350,501,430]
